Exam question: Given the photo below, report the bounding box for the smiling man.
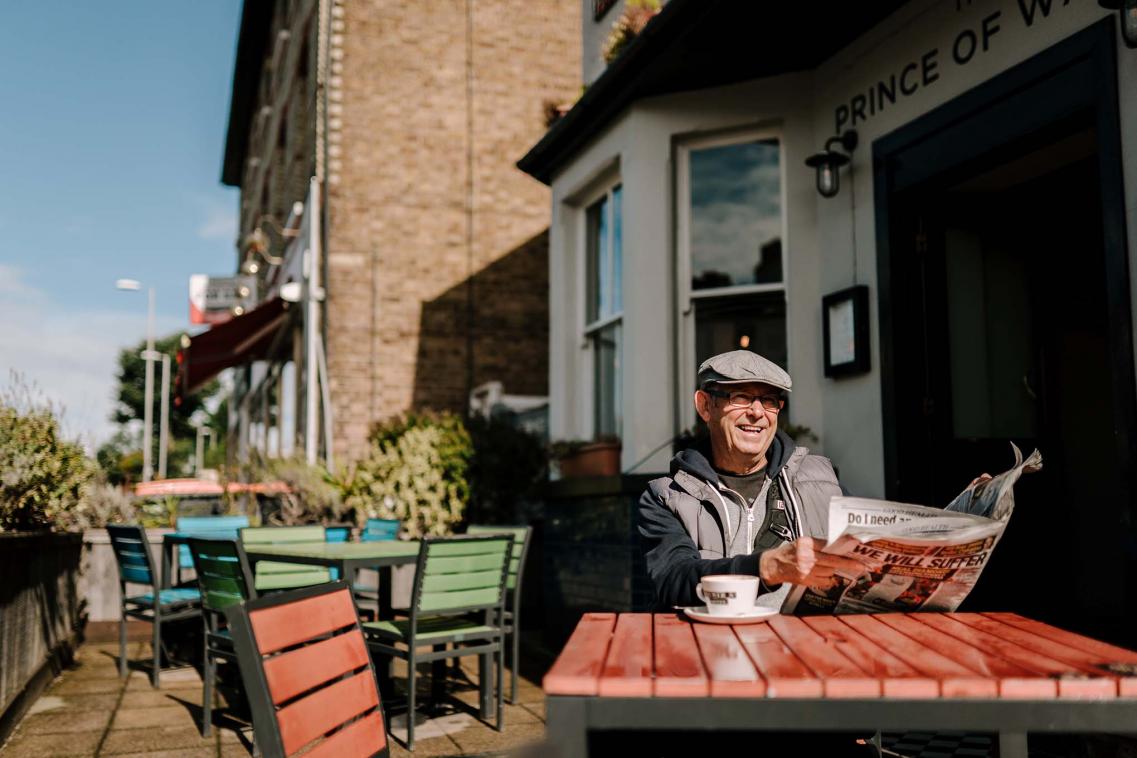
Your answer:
[638,349,865,610]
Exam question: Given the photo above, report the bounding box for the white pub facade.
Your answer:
[522,0,1137,642]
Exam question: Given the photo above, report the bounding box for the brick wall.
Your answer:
[325,0,580,462]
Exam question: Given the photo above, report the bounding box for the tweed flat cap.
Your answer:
[697,350,792,392]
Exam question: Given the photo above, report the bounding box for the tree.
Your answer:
[101,332,226,480]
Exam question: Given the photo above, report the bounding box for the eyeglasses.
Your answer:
[704,388,785,412]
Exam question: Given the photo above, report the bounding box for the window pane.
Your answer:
[593,321,622,438]
[611,185,623,315]
[694,293,787,374]
[586,195,609,323]
[689,139,782,291]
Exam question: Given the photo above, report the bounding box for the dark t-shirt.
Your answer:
[716,466,766,505]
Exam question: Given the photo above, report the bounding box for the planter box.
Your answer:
[0,532,83,741]
[557,441,622,478]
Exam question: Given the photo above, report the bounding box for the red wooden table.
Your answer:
[543,612,1137,757]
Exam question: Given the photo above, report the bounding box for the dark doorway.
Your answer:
[874,21,1136,644]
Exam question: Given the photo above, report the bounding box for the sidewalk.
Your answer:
[0,641,548,757]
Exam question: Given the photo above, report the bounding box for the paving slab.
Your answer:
[99,725,215,755]
[0,729,103,757]
[14,710,112,736]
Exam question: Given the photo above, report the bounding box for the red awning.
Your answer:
[176,296,289,400]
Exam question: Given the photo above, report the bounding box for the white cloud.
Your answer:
[0,265,180,453]
[196,200,238,243]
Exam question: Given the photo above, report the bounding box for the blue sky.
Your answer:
[0,2,242,449]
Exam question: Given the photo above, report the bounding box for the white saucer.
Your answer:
[681,605,779,625]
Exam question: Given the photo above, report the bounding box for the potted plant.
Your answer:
[550,435,622,478]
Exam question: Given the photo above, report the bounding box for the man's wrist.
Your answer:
[756,550,782,593]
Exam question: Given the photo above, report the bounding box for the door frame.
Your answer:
[872,17,1134,506]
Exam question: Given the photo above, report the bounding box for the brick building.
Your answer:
[185,0,580,465]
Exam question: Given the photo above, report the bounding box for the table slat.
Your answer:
[733,621,823,697]
[982,613,1137,697]
[839,615,997,697]
[543,613,616,696]
[653,614,709,697]
[875,613,1055,698]
[804,616,938,698]
[692,624,765,697]
[598,613,653,697]
[768,616,879,698]
[916,614,1113,699]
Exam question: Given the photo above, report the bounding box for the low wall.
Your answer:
[0,532,83,741]
[80,528,171,623]
[540,475,655,647]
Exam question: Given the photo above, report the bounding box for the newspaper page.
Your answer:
[781,444,1042,616]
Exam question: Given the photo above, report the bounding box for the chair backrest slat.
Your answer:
[225,583,388,758]
[467,525,532,592]
[240,526,332,590]
[188,538,256,612]
[361,518,399,542]
[276,671,379,756]
[176,515,251,568]
[106,525,155,587]
[262,631,370,705]
[414,535,512,615]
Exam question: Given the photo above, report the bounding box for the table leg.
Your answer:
[546,697,587,758]
[377,566,394,690]
[160,538,172,590]
[999,732,1028,758]
[431,645,446,707]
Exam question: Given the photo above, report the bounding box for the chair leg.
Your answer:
[151,610,161,689]
[118,604,128,679]
[478,649,492,720]
[496,636,505,732]
[510,621,520,704]
[406,651,416,751]
[201,627,213,737]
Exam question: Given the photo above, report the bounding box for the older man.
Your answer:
[638,349,865,609]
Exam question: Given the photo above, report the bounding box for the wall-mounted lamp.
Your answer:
[1099,0,1137,48]
[805,130,858,199]
[238,203,305,275]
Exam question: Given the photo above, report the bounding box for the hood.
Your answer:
[670,429,797,486]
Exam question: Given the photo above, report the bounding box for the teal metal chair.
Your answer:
[240,525,331,592]
[106,524,200,688]
[362,534,513,750]
[175,514,250,572]
[325,524,353,543]
[361,517,400,542]
[353,518,401,609]
[187,538,257,737]
[467,525,532,703]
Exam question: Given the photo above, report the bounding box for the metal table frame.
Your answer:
[547,695,1137,758]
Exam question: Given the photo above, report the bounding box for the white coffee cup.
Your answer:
[695,574,760,616]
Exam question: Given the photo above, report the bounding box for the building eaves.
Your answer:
[221,1,276,187]
[518,0,910,186]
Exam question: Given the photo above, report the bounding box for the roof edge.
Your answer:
[221,1,276,187]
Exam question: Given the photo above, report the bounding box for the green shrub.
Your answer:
[57,478,141,532]
[0,385,96,531]
[340,412,472,538]
[257,456,350,527]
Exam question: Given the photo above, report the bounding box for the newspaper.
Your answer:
[781,444,1042,616]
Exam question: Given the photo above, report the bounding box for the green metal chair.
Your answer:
[225,581,390,758]
[187,538,257,737]
[239,525,331,592]
[467,525,532,703]
[362,534,513,750]
[106,524,201,688]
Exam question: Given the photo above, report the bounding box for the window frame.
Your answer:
[676,128,790,430]
[578,179,624,440]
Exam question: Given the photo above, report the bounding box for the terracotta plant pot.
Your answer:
[558,440,622,478]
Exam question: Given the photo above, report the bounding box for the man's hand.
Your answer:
[759,537,868,588]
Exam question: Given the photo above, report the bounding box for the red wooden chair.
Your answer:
[224,581,389,758]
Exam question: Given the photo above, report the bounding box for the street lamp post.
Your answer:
[116,279,165,482]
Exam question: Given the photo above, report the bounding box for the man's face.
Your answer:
[694,381,783,474]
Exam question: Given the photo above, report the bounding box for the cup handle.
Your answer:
[695,583,706,605]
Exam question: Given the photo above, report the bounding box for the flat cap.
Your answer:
[697,350,792,392]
